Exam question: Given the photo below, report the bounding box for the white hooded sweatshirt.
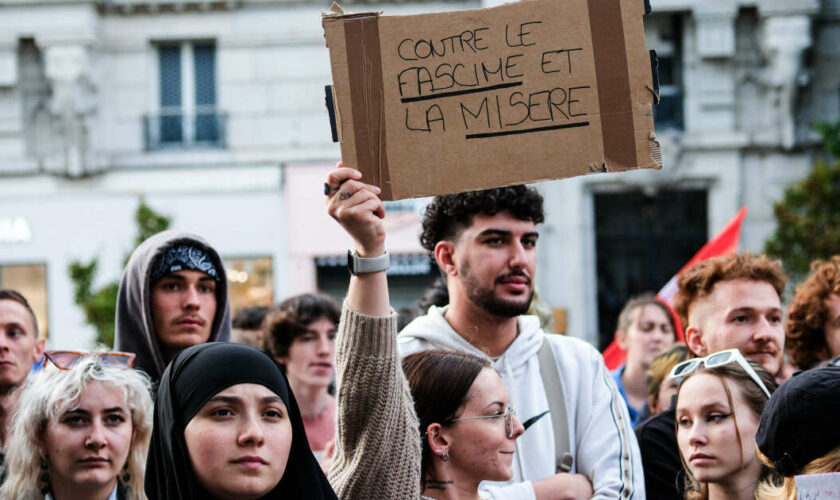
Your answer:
[399,306,645,500]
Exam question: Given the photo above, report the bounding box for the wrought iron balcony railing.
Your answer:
[143,107,226,150]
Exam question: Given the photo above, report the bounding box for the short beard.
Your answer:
[461,262,533,318]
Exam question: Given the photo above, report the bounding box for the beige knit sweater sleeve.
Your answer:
[327,303,422,500]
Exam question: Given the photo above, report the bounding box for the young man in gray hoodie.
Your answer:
[399,186,644,500]
[115,230,231,382]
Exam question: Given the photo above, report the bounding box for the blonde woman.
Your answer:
[0,351,153,500]
[756,366,840,499]
[672,350,778,500]
[645,344,691,416]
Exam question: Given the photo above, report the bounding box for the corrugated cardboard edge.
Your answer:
[323,4,393,200]
[624,0,660,171]
[649,131,662,168]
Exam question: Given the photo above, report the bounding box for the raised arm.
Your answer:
[325,164,390,314]
[324,163,422,500]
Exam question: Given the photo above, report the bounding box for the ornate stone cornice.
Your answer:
[98,0,243,14]
[758,0,819,18]
[692,1,737,59]
[97,0,455,12]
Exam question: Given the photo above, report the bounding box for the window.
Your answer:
[224,257,274,314]
[0,263,49,338]
[594,190,706,349]
[646,15,684,130]
[145,41,224,149]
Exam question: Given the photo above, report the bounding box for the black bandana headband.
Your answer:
[150,244,219,283]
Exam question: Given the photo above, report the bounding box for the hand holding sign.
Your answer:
[325,162,386,258]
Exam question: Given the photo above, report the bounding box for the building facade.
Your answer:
[0,0,837,348]
[544,0,839,347]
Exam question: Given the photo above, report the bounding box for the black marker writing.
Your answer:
[505,21,542,47]
[541,48,583,74]
[405,105,446,132]
[397,54,525,97]
[397,28,490,61]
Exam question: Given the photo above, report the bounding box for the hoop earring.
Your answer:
[39,459,50,495]
[437,449,450,462]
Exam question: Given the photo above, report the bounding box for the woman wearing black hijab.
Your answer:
[145,341,337,499]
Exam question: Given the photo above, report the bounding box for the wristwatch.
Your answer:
[346,250,390,275]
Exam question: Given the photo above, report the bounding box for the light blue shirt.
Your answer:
[610,365,642,426]
[46,485,118,500]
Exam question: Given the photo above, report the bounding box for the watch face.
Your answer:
[346,249,355,275]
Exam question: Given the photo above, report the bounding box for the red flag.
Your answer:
[602,207,748,370]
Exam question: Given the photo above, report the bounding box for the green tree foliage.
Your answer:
[68,200,171,347]
[134,200,172,248]
[765,118,840,278]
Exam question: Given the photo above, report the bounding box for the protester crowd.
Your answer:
[0,163,837,500]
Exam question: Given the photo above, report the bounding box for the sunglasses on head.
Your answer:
[43,351,136,370]
[668,348,772,399]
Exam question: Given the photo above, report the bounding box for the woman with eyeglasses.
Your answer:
[672,350,779,500]
[326,163,530,500]
[402,349,524,498]
[0,351,153,500]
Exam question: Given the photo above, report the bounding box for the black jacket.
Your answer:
[635,403,685,499]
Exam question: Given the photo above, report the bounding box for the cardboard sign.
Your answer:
[323,0,660,200]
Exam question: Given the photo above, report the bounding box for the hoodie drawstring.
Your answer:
[501,355,527,481]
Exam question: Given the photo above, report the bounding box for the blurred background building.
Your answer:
[0,0,837,349]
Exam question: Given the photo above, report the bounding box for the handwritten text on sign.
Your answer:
[393,21,592,139]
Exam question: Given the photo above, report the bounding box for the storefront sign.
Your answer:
[0,217,32,243]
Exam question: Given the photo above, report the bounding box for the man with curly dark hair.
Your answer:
[786,256,840,370]
[417,186,545,319]
[400,186,643,500]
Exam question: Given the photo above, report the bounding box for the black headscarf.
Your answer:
[145,342,337,500]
